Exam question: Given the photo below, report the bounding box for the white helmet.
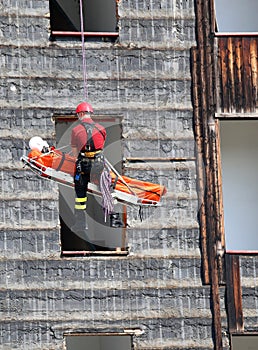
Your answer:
[29,136,49,152]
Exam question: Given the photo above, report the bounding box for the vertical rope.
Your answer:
[79,0,88,100]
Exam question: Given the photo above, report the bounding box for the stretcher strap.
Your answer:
[139,206,143,221]
[112,174,119,190]
[55,152,66,171]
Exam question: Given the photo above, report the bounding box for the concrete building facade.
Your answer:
[1,0,258,349]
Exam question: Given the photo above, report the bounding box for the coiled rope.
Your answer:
[99,166,115,221]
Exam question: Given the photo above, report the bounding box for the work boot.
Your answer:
[110,213,124,228]
[71,210,88,234]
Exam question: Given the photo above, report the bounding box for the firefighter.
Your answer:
[71,102,123,236]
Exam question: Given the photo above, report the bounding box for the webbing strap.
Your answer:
[83,123,95,151]
[112,174,119,190]
[55,152,66,171]
[79,121,105,152]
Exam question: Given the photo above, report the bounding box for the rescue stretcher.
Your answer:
[21,148,167,207]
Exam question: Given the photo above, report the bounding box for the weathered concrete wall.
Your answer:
[0,0,217,349]
[239,257,258,333]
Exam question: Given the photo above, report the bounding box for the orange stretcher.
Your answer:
[21,149,166,207]
[27,149,76,176]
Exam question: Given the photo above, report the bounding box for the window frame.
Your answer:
[213,0,258,36]
[230,333,258,350]
[53,113,128,257]
[49,0,119,40]
[215,114,258,255]
[65,332,134,350]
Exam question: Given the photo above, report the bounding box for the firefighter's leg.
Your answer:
[71,162,89,233]
[74,198,88,229]
[72,187,88,233]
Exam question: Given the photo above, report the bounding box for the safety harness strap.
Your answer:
[79,121,105,152]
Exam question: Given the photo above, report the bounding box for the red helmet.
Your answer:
[75,102,94,114]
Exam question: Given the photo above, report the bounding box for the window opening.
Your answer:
[55,114,128,255]
[65,334,132,350]
[49,0,118,39]
[20,113,166,255]
[231,334,258,350]
[220,120,258,252]
[214,0,258,33]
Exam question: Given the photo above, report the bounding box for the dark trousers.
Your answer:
[74,155,104,210]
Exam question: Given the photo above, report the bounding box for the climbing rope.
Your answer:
[79,0,88,100]
[100,166,115,222]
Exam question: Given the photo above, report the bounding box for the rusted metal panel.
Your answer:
[192,1,224,349]
[191,47,210,285]
[225,254,244,332]
[218,37,258,113]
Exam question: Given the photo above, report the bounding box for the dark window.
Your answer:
[231,334,258,350]
[66,334,132,350]
[49,0,118,38]
[54,114,128,256]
